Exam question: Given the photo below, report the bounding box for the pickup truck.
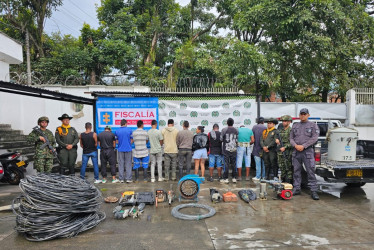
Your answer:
[291,119,374,187]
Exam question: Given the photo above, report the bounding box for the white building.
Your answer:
[0,31,23,81]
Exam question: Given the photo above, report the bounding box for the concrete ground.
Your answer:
[1,166,374,249]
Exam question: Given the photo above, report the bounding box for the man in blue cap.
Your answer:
[290,108,320,200]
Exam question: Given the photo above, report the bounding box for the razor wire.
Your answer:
[12,174,106,241]
[9,72,244,90]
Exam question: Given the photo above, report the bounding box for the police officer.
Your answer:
[55,114,79,175]
[290,108,320,200]
[275,115,293,183]
[260,118,278,180]
[27,116,56,173]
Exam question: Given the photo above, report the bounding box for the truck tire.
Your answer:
[345,182,366,187]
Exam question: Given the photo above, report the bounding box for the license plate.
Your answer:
[16,161,25,167]
[346,169,363,177]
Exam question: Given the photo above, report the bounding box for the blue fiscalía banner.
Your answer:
[95,97,159,134]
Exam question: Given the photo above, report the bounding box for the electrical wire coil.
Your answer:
[12,174,106,241]
[171,203,216,220]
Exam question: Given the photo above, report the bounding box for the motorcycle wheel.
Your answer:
[8,169,22,185]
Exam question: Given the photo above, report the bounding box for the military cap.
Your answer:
[280,115,292,121]
[37,116,49,124]
[267,117,278,125]
[58,114,73,120]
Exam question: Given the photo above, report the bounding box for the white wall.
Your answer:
[0,32,23,81]
[0,85,150,162]
[0,61,10,81]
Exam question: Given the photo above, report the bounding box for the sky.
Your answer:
[44,0,191,37]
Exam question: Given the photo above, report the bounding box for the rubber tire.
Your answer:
[8,169,21,185]
[345,182,366,187]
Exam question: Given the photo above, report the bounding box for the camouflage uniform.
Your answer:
[276,125,293,182]
[27,124,56,173]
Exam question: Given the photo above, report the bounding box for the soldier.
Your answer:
[290,108,320,200]
[276,115,293,183]
[55,114,79,175]
[27,116,56,173]
[260,118,278,180]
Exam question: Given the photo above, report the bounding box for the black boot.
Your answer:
[292,188,301,195]
[311,191,319,200]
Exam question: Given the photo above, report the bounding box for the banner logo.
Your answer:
[212,111,219,117]
[159,120,166,126]
[180,120,185,126]
[191,128,197,133]
[244,102,251,109]
[222,119,227,126]
[180,103,187,109]
[159,102,165,109]
[222,102,230,109]
[100,112,113,125]
[244,119,251,125]
[201,103,209,109]
[233,110,240,116]
[190,111,198,117]
[201,120,209,126]
[169,111,176,117]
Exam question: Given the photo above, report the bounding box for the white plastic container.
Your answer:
[327,128,358,162]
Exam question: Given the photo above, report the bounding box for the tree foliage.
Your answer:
[1,0,374,100]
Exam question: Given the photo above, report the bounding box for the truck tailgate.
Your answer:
[317,158,374,183]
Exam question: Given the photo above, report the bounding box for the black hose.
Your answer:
[12,174,106,241]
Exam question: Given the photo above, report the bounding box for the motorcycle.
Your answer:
[0,152,28,185]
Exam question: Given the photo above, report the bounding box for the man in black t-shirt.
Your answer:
[220,118,239,184]
[207,124,223,182]
[98,126,118,183]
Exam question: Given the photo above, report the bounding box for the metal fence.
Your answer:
[354,88,374,105]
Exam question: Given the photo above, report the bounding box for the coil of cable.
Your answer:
[12,174,106,241]
[171,203,216,220]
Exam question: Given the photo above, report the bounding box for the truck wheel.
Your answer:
[345,182,366,187]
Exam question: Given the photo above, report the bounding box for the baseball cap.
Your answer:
[299,108,309,114]
[105,125,111,130]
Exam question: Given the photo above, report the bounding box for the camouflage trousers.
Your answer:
[277,150,293,181]
[34,157,53,173]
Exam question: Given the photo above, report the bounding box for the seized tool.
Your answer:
[171,203,216,220]
[238,189,258,211]
[222,191,238,202]
[119,191,154,206]
[104,196,119,203]
[210,188,222,203]
[168,184,175,205]
[178,174,205,201]
[259,182,267,200]
[155,190,166,207]
[119,191,135,204]
[264,170,293,200]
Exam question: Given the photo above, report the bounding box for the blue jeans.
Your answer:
[236,146,252,168]
[209,154,223,168]
[254,155,265,179]
[81,151,99,180]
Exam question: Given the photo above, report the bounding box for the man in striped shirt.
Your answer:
[132,120,149,182]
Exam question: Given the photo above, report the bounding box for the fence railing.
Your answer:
[354,88,374,105]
